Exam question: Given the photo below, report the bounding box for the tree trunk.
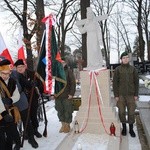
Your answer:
[137,0,145,61]
[80,0,90,68]
[36,0,45,53]
[22,0,34,70]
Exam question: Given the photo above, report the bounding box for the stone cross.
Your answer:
[76,7,108,70]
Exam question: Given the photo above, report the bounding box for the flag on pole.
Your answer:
[0,32,14,64]
[36,31,47,93]
[17,27,26,64]
[36,14,66,96]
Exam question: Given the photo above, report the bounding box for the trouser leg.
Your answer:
[64,99,73,123]
[6,123,21,150]
[117,96,126,123]
[55,99,65,122]
[5,123,21,150]
[20,109,38,148]
[30,105,39,129]
[0,127,6,150]
[126,96,136,124]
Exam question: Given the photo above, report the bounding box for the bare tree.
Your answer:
[111,12,133,62]
[91,0,118,66]
[47,0,80,58]
[124,0,148,61]
[36,0,45,53]
[2,0,45,70]
[142,0,150,60]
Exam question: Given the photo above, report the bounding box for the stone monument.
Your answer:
[56,7,121,150]
[76,7,108,70]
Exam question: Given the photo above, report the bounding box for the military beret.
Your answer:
[14,59,25,67]
[120,51,128,59]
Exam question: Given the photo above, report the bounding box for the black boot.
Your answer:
[129,124,136,137]
[28,136,39,148]
[34,128,42,138]
[121,123,127,136]
[13,144,21,150]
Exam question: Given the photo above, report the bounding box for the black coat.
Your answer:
[17,69,44,107]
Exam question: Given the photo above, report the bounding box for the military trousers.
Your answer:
[55,98,74,123]
[116,95,136,124]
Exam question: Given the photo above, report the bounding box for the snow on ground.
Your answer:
[20,93,150,150]
[22,100,66,150]
[72,133,109,150]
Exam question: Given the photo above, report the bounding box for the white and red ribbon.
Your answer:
[79,69,109,135]
[41,14,56,94]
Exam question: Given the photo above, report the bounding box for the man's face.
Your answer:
[0,70,11,81]
[16,65,26,74]
[121,55,129,64]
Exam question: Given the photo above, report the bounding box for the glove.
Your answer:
[3,114,14,123]
[2,98,12,106]
[31,80,38,87]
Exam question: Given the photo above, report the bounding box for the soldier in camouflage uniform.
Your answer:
[55,60,76,133]
[113,51,139,137]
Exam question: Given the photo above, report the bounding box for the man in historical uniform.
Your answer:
[0,59,21,150]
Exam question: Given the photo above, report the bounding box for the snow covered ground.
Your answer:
[20,77,150,150]
[19,96,149,150]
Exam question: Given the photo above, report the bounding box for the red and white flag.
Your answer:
[0,32,14,64]
[17,28,26,64]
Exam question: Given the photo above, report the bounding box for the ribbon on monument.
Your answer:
[93,71,109,135]
[79,69,109,135]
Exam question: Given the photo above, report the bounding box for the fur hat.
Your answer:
[0,59,12,71]
[14,59,25,67]
[120,51,128,59]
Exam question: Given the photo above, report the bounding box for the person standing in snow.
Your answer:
[14,59,44,148]
[113,51,139,137]
[55,60,76,133]
[0,59,21,150]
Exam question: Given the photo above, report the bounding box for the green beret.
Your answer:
[120,51,128,59]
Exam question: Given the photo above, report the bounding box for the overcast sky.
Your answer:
[0,2,140,64]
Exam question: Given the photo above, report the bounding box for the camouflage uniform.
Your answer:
[55,65,76,124]
[113,63,139,124]
[55,65,76,133]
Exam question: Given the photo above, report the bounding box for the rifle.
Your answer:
[21,80,35,147]
[35,87,48,137]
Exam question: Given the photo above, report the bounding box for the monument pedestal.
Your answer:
[74,69,121,149]
[56,69,121,150]
[75,69,120,136]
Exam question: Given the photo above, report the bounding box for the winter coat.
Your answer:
[0,77,20,113]
[17,69,44,107]
[11,70,28,111]
[113,63,139,97]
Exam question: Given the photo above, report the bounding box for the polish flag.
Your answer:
[17,28,26,64]
[0,32,14,64]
